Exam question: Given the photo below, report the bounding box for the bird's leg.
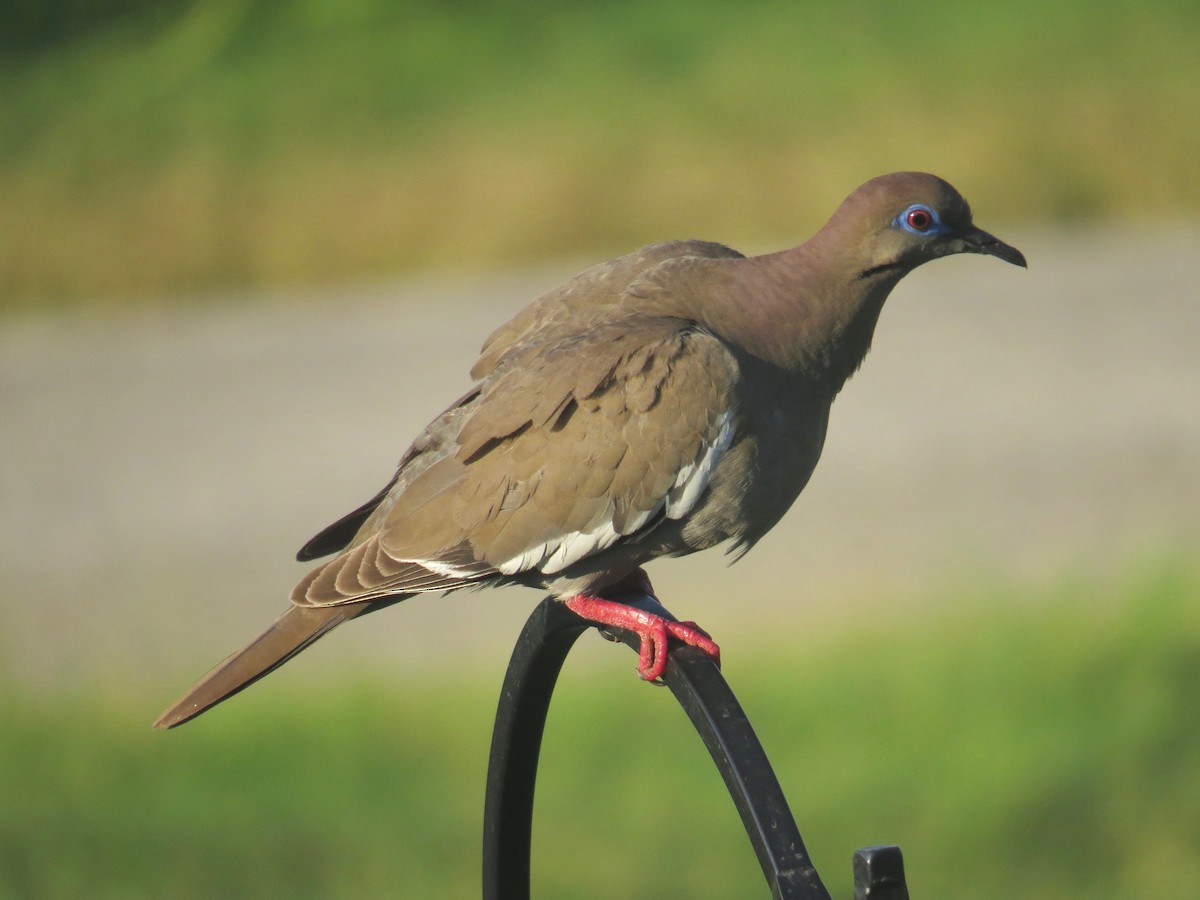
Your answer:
[564,570,721,682]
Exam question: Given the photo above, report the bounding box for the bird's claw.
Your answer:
[564,595,721,683]
[634,618,721,682]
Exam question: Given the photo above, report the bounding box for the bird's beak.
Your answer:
[956,226,1027,268]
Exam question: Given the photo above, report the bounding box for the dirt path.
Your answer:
[3,225,1198,689]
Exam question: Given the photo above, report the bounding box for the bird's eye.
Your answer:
[893,203,944,236]
[906,207,933,231]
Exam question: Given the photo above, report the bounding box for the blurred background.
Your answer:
[2,1,1198,897]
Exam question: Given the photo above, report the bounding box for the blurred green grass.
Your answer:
[2,561,1196,898]
[2,0,1199,310]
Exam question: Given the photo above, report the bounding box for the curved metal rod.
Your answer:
[481,594,832,899]
[482,596,591,900]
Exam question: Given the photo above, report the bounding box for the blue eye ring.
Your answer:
[894,203,943,235]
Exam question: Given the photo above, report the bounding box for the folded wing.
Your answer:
[292,316,740,606]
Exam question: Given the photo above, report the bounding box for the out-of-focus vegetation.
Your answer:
[2,0,1198,311]
[2,561,1196,898]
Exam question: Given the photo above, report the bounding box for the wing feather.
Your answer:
[293,317,739,606]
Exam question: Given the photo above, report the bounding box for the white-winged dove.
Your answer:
[154,172,1025,729]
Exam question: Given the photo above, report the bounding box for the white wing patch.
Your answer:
[418,557,484,581]
[525,520,621,575]
[665,408,734,518]
[494,408,735,577]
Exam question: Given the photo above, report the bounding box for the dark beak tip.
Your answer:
[1005,247,1029,269]
[968,228,1026,269]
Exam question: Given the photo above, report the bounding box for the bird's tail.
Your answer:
[152,602,372,729]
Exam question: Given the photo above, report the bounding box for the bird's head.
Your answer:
[830,172,1027,278]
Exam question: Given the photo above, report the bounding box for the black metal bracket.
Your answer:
[482,594,911,899]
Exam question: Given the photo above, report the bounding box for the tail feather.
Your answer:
[153,602,371,729]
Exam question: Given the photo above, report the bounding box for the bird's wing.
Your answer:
[292,316,740,606]
[295,241,743,564]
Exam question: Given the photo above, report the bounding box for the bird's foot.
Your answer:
[563,593,721,683]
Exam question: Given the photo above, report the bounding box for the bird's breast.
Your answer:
[680,391,830,554]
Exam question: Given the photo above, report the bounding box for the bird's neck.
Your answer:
[702,247,905,395]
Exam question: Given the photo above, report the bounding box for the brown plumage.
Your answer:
[154,172,1024,729]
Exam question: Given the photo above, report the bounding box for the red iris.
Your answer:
[906,208,933,231]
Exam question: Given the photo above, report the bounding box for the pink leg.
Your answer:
[564,589,721,682]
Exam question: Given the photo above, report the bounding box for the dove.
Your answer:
[154,172,1025,729]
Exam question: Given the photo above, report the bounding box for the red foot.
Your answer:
[564,594,721,682]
